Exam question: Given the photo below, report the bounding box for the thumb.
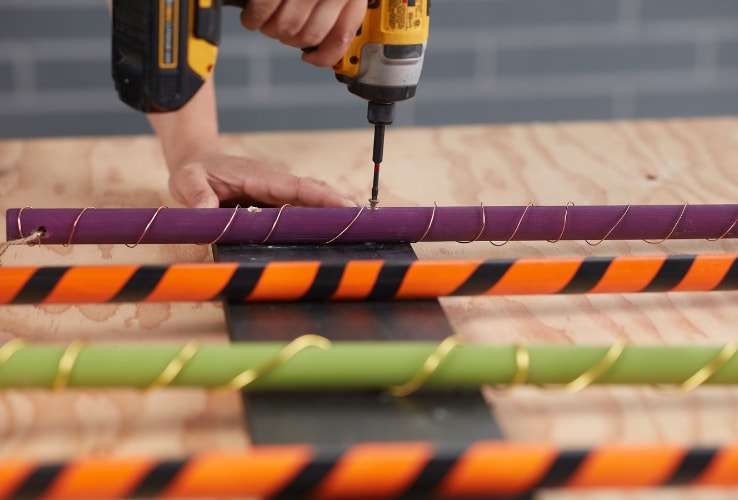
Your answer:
[169,163,220,209]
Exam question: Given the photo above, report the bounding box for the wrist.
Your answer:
[147,76,223,173]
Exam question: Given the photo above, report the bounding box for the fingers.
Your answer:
[290,176,360,207]
[169,162,220,209]
[240,0,283,31]
[302,0,365,67]
[252,0,322,44]
[249,166,358,208]
[175,155,356,208]
[242,0,366,67]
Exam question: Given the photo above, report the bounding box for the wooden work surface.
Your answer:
[2,117,738,498]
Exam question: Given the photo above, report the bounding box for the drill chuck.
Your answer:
[367,101,395,126]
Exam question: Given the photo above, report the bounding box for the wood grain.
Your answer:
[405,119,738,500]
[3,118,738,498]
[0,136,248,460]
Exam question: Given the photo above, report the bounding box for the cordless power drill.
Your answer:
[112,0,430,206]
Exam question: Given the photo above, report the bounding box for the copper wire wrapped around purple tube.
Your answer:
[6,204,738,245]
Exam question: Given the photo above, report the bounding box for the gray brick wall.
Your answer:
[1,0,737,138]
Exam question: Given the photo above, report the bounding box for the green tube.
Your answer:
[0,342,736,390]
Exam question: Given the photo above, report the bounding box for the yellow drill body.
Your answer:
[335,0,430,106]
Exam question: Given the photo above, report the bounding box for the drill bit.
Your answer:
[369,123,385,209]
[366,102,394,210]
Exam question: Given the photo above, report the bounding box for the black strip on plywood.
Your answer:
[214,242,502,446]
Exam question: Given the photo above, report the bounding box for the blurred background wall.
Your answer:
[1,0,737,138]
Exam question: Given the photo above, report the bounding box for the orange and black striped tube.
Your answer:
[2,254,738,304]
[0,442,736,498]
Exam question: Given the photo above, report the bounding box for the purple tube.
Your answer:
[6,205,738,245]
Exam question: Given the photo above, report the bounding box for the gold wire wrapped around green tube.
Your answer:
[0,338,738,392]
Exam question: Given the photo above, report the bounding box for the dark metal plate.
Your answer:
[214,242,502,446]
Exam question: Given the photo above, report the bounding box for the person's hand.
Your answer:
[241,0,366,67]
[168,151,358,208]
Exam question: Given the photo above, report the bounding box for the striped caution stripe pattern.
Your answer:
[0,443,735,498]
[2,255,738,304]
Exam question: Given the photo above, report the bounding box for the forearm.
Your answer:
[147,77,222,171]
